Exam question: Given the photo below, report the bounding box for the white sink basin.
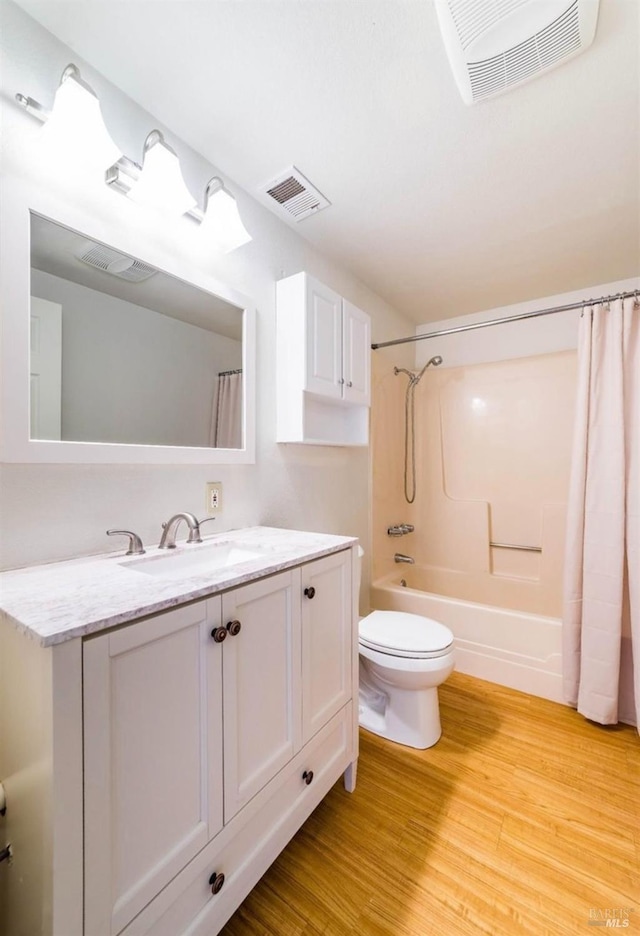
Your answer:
[121,542,265,579]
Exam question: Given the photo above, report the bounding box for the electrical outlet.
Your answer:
[205,482,222,516]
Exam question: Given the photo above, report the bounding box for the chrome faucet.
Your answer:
[387,523,415,537]
[394,553,415,564]
[158,512,214,549]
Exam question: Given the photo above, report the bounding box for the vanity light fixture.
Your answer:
[199,177,252,253]
[107,165,251,250]
[125,130,197,217]
[16,64,122,172]
[17,69,250,249]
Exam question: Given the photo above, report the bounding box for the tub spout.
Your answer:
[394,553,415,564]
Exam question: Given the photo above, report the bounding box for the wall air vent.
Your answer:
[262,167,330,222]
[74,241,158,282]
[435,0,600,104]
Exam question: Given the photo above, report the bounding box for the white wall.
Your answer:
[31,269,242,447]
[0,1,413,571]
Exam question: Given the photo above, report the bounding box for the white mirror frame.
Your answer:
[0,179,256,464]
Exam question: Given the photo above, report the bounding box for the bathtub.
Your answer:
[370,568,563,704]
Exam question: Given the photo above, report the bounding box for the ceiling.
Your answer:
[13,0,640,325]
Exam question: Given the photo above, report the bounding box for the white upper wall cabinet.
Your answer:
[276,272,371,446]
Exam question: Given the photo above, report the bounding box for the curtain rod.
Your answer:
[218,368,243,377]
[371,288,639,351]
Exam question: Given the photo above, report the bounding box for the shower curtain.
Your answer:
[563,296,639,730]
[211,370,242,448]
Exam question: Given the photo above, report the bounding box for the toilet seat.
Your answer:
[359,610,454,660]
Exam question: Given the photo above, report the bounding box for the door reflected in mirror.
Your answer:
[30,213,245,449]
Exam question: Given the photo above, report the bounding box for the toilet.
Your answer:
[356,549,455,749]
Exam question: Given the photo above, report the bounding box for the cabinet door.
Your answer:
[301,550,353,743]
[83,599,223,936]
[222,570,302,820]
[304,276,343,400]
[342,299,371,406]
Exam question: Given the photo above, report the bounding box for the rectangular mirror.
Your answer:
[31,214,244,449]
[0,182,255,464]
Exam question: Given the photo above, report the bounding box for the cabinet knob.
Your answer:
[304,587,316,600]
[346,381,353,387]
[209,871,225,895]
[227,619,242,637]
[302,770,314,786]
[211,626,228,643]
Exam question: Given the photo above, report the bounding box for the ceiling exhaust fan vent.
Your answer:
[262,167,330,222]
[74,242,158,282]
[435,0,600,103]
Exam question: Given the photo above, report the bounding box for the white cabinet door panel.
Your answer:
[304,278,342,399]
[302,551,352,742]
[222,570,302,821]
[342,299,371,406]
[83,599,223,935]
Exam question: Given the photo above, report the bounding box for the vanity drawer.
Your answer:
[121,703,353,936]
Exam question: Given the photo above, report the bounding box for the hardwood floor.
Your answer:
[220,673,639,936]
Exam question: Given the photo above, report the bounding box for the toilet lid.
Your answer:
[359,610,454,659]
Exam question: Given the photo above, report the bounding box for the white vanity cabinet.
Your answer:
[14,547,358,936]
[276,272,371,445]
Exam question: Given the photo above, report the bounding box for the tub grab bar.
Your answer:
[490,542,542,553]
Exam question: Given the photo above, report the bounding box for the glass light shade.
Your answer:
[128,134,197,216]
[201,181,252,253]
[40,70,121,172]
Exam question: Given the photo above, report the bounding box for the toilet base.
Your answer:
[358,683,443,749]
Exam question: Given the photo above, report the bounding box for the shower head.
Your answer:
[393,354,443,383]
[413,355,443,385]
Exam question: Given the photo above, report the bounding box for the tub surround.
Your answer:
[371,350,576,593]
[0,526,357,646]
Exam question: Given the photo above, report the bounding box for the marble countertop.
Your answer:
[0,526,357,647]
